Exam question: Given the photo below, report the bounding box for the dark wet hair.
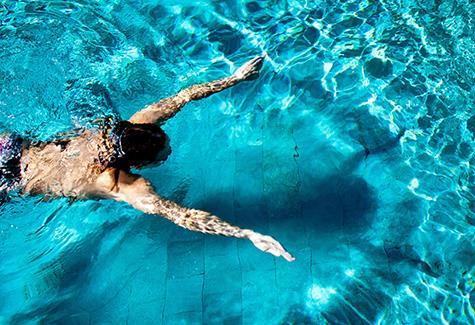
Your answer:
[0,133,24,189]
[114,121,170,168]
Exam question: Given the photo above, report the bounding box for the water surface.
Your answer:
[0,0,474,323]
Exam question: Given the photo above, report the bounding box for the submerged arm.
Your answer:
[95,169,294,261]
[129,56,264,124]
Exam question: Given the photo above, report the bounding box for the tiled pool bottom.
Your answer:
[1,0,475,323]
[4,135,472,324]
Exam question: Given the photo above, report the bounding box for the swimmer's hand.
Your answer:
[233,56,264,81]
[245,230,295,262]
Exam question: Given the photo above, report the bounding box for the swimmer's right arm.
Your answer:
[94,169,294,262]
[129,56,264,124]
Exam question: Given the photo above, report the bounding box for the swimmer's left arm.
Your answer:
[95,169,294,262]
[129,56,264,124]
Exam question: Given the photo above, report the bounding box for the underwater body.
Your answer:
[0,0,474,323]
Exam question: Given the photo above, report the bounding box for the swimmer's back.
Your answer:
[20,129,116,198]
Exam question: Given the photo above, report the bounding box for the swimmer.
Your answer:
[1,56,295,262]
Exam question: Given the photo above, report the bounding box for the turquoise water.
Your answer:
[1,0,475,323]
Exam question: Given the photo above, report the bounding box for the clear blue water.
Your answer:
[1,0,474,323]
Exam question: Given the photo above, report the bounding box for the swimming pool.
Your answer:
[1,0,474,323]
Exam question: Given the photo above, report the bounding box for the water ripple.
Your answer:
[1,0,474,323]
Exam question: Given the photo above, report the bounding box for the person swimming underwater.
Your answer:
[0,56,295,262]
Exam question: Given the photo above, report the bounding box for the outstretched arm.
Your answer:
[94,169,294,261]
[129,56,264,124]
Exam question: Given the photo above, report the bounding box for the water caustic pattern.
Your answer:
[0,0,474,323]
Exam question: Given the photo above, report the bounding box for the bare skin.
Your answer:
[18,56,295,262]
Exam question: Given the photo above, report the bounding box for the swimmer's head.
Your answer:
[115,121,171,168]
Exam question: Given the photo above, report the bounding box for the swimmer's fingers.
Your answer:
[233,55,264,81]
[246,231,295,262]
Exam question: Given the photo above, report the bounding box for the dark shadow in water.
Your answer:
[300,171,377,232]
[195,149,381,232]
[193,169,379,242]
